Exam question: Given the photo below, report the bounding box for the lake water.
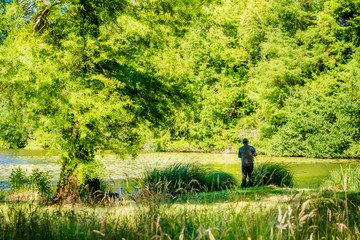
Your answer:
[0,149,359,189]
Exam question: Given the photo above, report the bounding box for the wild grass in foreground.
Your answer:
[142,163,237,193]
[0,189,359,240]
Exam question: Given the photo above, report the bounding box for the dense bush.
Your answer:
[252,162,293,187]
[9,167,52,196]
[321,165,360,191]
[142,163,237,193]
[269,89,360,158]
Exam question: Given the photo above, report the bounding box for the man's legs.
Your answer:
[241,166,247,187]
[242,165,254,188]
[248,165,254,187]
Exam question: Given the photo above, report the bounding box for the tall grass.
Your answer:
[142,163,237,193]
[322,165,360,191]
[0,191,359,240]
[253,162,294,187]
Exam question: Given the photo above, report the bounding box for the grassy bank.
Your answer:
[0,186,359,240]
[1,162,360,239]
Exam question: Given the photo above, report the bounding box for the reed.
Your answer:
[142,163,237,193]
[321,165,360,191]
[252,162,294,187]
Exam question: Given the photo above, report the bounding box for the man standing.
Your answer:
[238,138,257,187]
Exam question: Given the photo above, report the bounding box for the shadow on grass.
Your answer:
[168,185,301,204]
[319,190,360,205]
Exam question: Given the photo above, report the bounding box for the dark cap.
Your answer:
[242,138,248,143]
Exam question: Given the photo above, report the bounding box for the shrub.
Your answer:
[9,167,28,190]
[321,165,360,191]
[252,162,293,187]
[29,168,52,196]
[9,167,52,196]
[142,163,237,193]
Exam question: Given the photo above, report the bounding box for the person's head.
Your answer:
[242,138,248,145]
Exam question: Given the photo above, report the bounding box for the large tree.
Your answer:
[0,0,189,199]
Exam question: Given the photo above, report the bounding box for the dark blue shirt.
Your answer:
[238,145,256,166]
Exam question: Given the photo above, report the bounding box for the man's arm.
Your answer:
[252,146,257,156]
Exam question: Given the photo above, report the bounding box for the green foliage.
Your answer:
[142,163,237,193]
[253,162,294,187]
[322,165,360,191]
[148,0,255,151]
[28,168,52,196]
[9,167,52,196]
[344,143,360,158]
[1,0,360,187]
[246,0,360,157]
[9,167,28,190]
[145,0,360,156]
[0,98,28,148]
[0,0,194,197]
[270,76,360,157]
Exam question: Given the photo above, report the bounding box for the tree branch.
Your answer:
[33,1,62,34]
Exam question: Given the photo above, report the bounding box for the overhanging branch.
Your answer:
[33,1,62,34]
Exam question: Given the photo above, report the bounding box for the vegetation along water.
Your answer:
[1,0,360,239]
